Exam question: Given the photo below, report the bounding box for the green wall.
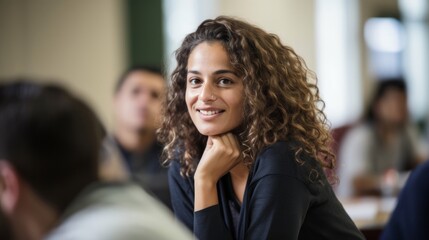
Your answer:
[126,0,164,68]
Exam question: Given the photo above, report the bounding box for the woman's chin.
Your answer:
[197,126,240,136]
[198,130,221,136]
[197,128,225,136]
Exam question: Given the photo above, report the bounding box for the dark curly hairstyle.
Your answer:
[158,16,335,178]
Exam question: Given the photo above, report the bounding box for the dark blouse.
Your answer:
[168,141,365,240]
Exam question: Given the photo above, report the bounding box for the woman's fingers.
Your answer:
[196,133,242,183]
[206,136,214,149]
[211,133,241,161]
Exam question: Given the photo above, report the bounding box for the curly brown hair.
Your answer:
[158,16,335,179]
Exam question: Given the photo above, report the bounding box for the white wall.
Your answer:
[0,0,126,128]
[359,0,400,108]
[219,0,316,71]
[163,0,316,72]
[315,0,362,127]
[162,0,220,75]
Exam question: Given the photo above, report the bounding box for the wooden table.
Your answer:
[340,197,397,240]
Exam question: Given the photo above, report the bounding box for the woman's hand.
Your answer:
[195,133,242,183]
[194,133,242,211]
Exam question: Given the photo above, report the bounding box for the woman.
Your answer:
[337,79,425,198]
[159,16,364,240]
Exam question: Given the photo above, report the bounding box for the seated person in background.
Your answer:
[0,80,192,240]
[337,79,426,198]
[381,160,429,240]
[99,66,171,209]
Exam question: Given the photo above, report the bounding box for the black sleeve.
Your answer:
[245,174,311,240]
[194,205,233,240]
[168,160,194,231]
[169,160,233,240]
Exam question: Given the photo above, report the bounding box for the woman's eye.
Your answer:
[188,78,201,85]
[219,78,233,85]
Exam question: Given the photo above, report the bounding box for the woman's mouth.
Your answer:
[197,109,225,116]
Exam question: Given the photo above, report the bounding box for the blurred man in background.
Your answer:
[99,66,171,208]
[0,80,191,240]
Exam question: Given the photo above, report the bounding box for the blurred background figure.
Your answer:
[99,66,171,209]
[336,79,427,198]
[381,159,429,240]
[0,79,192,240]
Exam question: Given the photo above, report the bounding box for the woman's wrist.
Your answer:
[194,178,219,211]
[194,176,217,188]
[194,168,219,185]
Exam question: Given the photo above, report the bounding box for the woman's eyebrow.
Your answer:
[187,70,201,75]
[213,70,237,76]
[187,69,237,76]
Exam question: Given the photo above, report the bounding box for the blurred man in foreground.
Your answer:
[0,80,191,240]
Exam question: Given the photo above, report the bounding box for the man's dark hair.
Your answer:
[115,65,164,93]
[0,80,103,212]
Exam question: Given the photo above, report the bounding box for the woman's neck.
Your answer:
[229,162,249,204]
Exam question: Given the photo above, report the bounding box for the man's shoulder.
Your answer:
[47,210,191,240]
[46,182,192,240]
[405,160,429,192]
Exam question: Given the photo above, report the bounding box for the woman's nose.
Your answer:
[199,83,216,102]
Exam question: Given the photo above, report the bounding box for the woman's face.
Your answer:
[375,88,408,126]
[185,41,244,136]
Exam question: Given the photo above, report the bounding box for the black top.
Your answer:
[381,160,429,240]
[169,141,365,240]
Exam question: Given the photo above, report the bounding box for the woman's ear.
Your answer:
[0,161,19,215]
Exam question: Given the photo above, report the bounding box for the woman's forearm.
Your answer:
[194,177,219,211]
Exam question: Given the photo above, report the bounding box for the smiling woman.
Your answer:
[185,42,244,136]
[158,16,365,240]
